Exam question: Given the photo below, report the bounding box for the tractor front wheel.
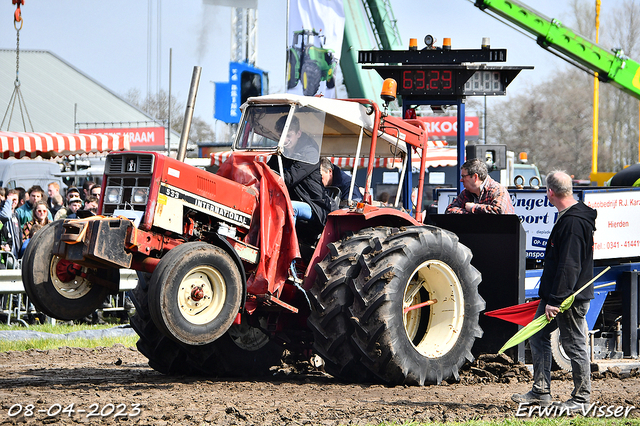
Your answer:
[287,50,299,89]
[131,272,284,377]
[148,242,243,346]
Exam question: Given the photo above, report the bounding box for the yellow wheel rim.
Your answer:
[177,266,226,325]
[403,260,464,358]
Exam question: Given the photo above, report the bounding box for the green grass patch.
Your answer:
[0,323,138,352]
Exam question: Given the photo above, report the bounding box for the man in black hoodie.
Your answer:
[267,115,333,231]
[512,171,597,412]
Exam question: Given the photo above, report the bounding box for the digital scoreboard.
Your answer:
[359,48,532,98]
[363,65,525,97]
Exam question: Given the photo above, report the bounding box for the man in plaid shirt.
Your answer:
[446,158,515,214]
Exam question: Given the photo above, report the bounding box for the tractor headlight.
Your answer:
[105,187,123,204]
[131,187,149,205]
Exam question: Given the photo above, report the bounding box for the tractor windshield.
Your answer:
[235,104,325,165]
[235,105,290,151]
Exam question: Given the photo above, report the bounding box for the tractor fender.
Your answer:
[303,207,420,290]
[207,232,248,310]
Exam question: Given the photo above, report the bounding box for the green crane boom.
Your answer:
[474,0,640,100]
[341,0,403,100]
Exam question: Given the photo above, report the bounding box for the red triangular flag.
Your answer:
[484,300,540,326]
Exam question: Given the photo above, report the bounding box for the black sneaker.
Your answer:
[511,391,552,406]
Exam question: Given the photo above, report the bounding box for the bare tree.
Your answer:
[489,68,593,178]
[488,0,640,179]
[124,88,215,143]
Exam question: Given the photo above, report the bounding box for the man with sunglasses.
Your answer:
[445,158,514,214]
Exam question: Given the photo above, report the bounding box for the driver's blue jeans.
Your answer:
[291,201,312,224]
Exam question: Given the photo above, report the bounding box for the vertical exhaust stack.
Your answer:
[176,66,202,162]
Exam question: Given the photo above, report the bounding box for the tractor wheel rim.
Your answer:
[50,256,93,299]
[177,266,226,325]
[227,321,270,351]
[403,260,464,358]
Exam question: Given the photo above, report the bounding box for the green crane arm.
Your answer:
[474,0,640,100]
[341,0,403,100]
[363,0,403,51]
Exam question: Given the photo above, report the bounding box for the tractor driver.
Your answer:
[267,115,334,229]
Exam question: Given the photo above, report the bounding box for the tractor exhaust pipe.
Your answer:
[176,66,202,162]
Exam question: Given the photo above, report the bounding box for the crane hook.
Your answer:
[13,0,24,30]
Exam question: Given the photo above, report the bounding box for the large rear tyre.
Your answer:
[301,61,321,96]
[350,226,484,385]
[550,323,589,371]
[308,229,379,382]
[149,242,243,346]
[286,50,299,89]
[22,221,115,321]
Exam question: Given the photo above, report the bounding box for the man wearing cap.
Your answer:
[66,187,81,203]
[54,196,83,221]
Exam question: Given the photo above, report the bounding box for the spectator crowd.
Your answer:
[0,180,101,265]
[0,180,121,325]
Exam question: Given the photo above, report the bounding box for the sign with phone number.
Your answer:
[436,187,640,261]
[583,189,640,260]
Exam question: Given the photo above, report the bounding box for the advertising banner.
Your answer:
[287,0,345,97]
[79,127,165,150]
[437,187,640,261]
[583,189,640,260]
[418,116,480,138]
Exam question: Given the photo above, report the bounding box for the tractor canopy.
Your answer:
[234,94,412,165]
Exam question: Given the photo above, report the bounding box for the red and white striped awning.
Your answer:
[0,131,130,159]
[210,141,457,169]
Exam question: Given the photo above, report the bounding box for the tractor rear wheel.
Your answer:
[131,271,199,375]
[287,50,299,89]
[550,323,589,371]
[350,226,484,385]
[131,272,284,377]
[301,61,321,96]
[308,229,379,383]
[22,221,115,321]
[148,242,243,346]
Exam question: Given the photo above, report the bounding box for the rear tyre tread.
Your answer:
[349,226,484,385]
[308,228,381,382]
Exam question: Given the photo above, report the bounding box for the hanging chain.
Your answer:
[15,26,20,87]
[2,0,33,132]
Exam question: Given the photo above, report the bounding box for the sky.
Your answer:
[0,0,623,139]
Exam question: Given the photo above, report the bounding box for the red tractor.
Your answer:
[23,90,484,385]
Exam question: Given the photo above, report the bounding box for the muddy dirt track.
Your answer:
[0,345,639,426]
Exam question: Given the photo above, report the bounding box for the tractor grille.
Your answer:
[102,153,154,215]
[107,154,154,174]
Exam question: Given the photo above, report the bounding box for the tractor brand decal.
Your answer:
[159,184,251,228]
